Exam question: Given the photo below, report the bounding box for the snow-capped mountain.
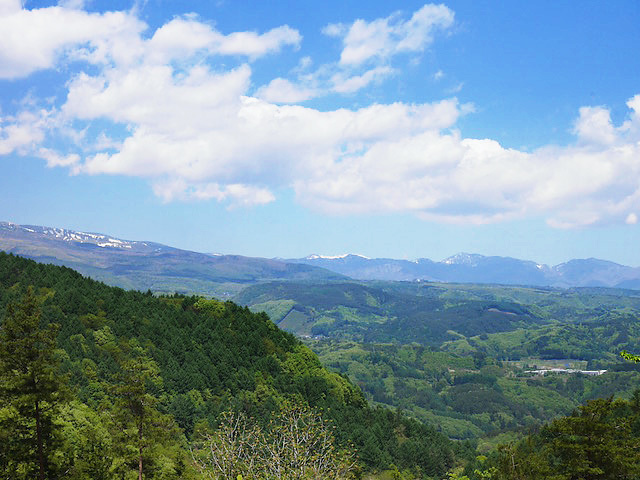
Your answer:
[305,253,371,260]
[0,221,344,295]
[289,252,640,289]
[442,252,485,266]
[3,221,640,290]
[0,222,161,252]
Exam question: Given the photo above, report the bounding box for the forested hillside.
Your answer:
[471,394,640,479]
[240,280,640,447]
[0,252,457,478]
[239,280,640,359]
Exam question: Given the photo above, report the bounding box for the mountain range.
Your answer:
[2,221,640,292]
[287,253,640,289]
[0,222,344,296]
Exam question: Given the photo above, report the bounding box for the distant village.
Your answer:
[525,368,607,376]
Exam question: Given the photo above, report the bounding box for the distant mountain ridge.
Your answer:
[0,222,345,296]
[2,221,640,291]
[287,252,640,289]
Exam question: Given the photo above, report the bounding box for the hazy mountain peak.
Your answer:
[442,253,485,266]
[305,253,371,260]
[290,251,640,288]
[555,257,624,269]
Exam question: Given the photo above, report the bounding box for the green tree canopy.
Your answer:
[0,287,68,479]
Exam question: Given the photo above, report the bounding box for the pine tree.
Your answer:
[0,287,68,479]
[110,339,178,479]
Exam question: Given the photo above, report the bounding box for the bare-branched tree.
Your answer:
[191,403,358,479]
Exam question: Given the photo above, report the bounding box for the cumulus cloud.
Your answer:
[293,107,640,229]
[330,66,394,94]
[573,106,618,145]
[257,4,454,103]
[37,147,80,168]
[215,26,301,58]
[0,3,300,80]
[621,94,640,138]
[255,78,319,103]
[147,17,301,63]
[0,109,52,155]
[2,2,640,227]
[0,4,146,78]
[325,4,454,66]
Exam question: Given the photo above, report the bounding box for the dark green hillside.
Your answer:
[0,252,456,478]
[239,280,640,358]
[476,394,640,479]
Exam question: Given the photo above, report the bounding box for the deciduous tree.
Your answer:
[192,403,358,479]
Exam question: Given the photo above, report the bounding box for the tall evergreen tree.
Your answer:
[0,287,68,479]
[110,339,180,479]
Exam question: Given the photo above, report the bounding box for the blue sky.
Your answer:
[1,0,639,266]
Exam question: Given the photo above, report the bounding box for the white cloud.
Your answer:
[37,147,80,168]
[446,82,464,94]
[148,18,301,63]
[0,109,51,155]
[396,4,455,52]
[0,5,146,78]
[259,4,454,102]
[321,23,344,37]
[215,25,301,58]
[293,98,640,228]
[152,178,275,207]
[145,16,219,64]
[573,106,617,145]
[331,66,394,94]
[2,3,640,227]
[0,0,21,16]
[0,4,301,80]
[256,78,319,103]
[620,94,640,138]
[326,4,454,66]
[334,17,391,66]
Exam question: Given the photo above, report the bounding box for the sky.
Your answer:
[1,0,639,266]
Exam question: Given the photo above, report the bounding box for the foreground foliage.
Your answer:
[0,287,68,479]
[192,403,358,479]
[487,394,640,479]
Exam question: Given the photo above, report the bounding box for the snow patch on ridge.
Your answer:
[442,253,484,266]
[306,253,371,260]
[3,222,142,250]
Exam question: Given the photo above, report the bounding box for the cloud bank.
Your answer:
[1,2,639,226]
